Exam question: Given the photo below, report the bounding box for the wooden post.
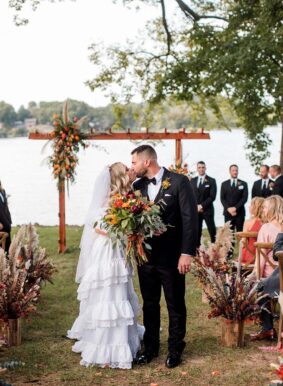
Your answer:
[175,139,182,165]
[58,179,66,253]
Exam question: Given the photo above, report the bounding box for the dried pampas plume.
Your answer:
[204,221,233,263]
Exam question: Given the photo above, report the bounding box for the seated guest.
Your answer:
[249,195,283,280]
[250,232,283,341]
[240,197,264,265]
[251,165,273,198]
[0,180,12,253]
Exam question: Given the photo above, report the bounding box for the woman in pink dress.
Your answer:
[249,195,283,341]
[241,197,264,264]
[249,195,283,279]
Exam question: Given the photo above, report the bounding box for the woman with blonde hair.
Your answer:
[250,195,283,341]
[240,197,264,264]
[252,195,283,278]
[68,162,143,369]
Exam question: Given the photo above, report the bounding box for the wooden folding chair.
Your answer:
[235,231,258,271]
[0,231,8,251]
[254,242,275,280]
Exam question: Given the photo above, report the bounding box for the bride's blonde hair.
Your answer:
[109,162,131,197]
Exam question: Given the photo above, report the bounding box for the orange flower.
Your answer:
[75,135,79,141]
[53,114,59,119]
[122,202,130,208]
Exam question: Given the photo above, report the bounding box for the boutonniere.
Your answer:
[162,177,171,190]
[204,178,208,183]
[237,181,241,186]
[269,182,274,190]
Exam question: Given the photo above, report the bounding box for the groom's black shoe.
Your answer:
[165,351,182,368]
[134,350,158,365]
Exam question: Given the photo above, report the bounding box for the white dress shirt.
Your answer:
[230,178,237,187]
[0,192,4,203]
[148,167,164,201]
[197,175,206,188]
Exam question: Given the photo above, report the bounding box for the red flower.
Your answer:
[114,200,124,208]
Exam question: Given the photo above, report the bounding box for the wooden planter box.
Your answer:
[220,318,245,348]
[0,319,21,346]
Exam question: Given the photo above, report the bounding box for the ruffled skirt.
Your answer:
[67,236,144,369]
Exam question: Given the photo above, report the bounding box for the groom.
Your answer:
[131,145,198,368]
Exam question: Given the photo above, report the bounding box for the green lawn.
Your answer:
[0,227,279,386]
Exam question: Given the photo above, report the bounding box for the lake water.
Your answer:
[0,126,281,227]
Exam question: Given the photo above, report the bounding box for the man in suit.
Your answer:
[269,165,283,197]
[251,164,273,198]
[220,165,248,234]
[191,161,217,247]
[131,145,198,368]
[0,181,12,253]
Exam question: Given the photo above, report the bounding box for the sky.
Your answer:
[0,0,161,110]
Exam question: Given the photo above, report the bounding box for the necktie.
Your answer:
[232,180,236,189]
[145,177,156,185]
[262,180,268,197]
[198,177,203,188]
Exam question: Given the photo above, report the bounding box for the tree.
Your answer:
[17,105,31,121]
[0,101,17,128]
[87,0,283,169]
[8,0,283,169]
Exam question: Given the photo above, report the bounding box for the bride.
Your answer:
[67,162,143,369]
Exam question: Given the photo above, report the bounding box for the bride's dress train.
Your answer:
[67,232,144,369]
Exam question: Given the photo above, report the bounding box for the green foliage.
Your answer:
[0,101,17,128]
[87,0,283,169]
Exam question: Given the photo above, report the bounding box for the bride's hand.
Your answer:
[95,228,108,236]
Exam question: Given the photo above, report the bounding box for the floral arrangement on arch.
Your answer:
[191,223,264,322]
[0,225,56,323]
[48,101,89,186]
[168,162,193,179]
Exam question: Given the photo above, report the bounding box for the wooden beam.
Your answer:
[29,132,210,141]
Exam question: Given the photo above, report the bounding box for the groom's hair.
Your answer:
[131,145,157,160]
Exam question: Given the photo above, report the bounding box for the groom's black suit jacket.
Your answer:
[133,168,198,266]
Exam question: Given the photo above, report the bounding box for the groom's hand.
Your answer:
[178,254,193,275]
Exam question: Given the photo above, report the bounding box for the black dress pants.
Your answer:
[197,212,216,247]
[137,263,186,354]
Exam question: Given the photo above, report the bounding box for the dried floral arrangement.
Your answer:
[0,225,56,321]
[192,222,264,321]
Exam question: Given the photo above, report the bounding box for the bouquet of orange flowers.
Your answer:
[101,191,167,266]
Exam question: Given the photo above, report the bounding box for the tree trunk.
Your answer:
[280,96,283,170]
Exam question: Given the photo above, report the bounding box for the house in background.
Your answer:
[24,118,37,130]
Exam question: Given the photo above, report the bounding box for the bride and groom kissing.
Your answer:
[67,144,198,369]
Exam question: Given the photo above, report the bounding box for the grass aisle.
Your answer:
[0,227,278,386]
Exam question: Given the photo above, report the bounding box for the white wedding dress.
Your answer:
[67,170,144,369]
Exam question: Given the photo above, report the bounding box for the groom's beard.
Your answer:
[136,168,148,179]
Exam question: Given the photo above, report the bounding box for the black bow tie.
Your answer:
[145,177,157,185]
